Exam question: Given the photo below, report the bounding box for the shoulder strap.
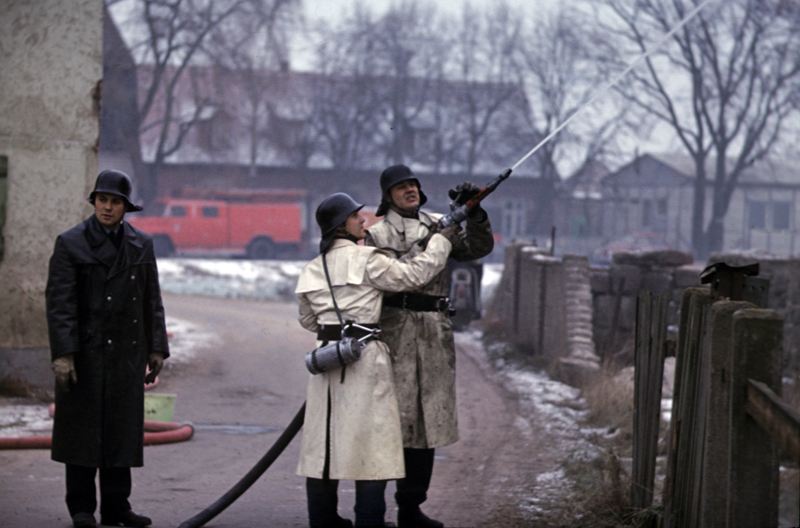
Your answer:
[322,253,345,328]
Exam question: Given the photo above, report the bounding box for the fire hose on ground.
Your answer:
[0,403,194,450]
[177,403,306,528]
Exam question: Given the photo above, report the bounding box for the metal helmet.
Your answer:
[87,170,143,212]
[316,192,365,252]
[376,164,427,216]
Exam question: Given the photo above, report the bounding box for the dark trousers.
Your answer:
[65,464,131,517]
[395,448,435,510]
[307,477,387,527]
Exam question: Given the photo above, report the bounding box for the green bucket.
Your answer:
[144,393,176,422]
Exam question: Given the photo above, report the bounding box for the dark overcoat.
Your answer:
[46,215,169,468]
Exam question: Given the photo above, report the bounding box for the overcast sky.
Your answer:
[294,0,566,72]
[304,0,558,22]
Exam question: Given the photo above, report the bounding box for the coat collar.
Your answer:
[326,238,358,252]
[84,215,145,274]
[383,208,435,233]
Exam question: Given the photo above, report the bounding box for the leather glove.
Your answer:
[145,352,165,384]
[448,181,481,204]
[52,354,77,392]
[438,224,463,246]
[448,181,486,221]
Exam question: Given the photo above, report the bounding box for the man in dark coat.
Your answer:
[46,170,169,528]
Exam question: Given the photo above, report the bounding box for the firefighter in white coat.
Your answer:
[295,193,461,528]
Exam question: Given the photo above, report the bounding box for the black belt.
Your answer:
[317,323,381,342]
[383,292,451,313]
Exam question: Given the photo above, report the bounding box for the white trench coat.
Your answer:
[294,234,452,480]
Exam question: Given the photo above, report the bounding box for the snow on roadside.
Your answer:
[157,258,305,301]
[158,258,505,306]
[0,405,52,438]
[165,316,222,364]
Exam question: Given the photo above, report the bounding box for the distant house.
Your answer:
[135,64,537,177]
[583,153,800,258]
[555,159,610,256]
[120,60,548,258]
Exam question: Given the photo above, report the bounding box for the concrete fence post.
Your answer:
[727,308,782,527]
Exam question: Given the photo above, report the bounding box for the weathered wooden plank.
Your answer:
[746,378,800,464]
[727,308,782,528]
[699,300,753,528]
[664,288,713,528]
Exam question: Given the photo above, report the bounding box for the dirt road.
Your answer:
[0,294,560,527]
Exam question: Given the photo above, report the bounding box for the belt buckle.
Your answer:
[402,292,409,310]
[436,296,450,313]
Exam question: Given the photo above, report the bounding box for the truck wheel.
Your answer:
[247,237,274,260]
[153,235,175,258]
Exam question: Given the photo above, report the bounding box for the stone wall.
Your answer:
[0,0,103,391]
[485,245,600,385]
[487,246,800,377]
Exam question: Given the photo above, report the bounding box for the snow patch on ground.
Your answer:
[157,258,305,301]
[0,405,52,438]
[165,316,222,364]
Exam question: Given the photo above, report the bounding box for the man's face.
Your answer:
[94,192,126,230]
[388,179,420,212]
[344,210,367,240]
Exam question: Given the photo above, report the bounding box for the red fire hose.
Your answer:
[0,404,194,450]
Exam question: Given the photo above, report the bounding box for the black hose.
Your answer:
[178,403,306,528]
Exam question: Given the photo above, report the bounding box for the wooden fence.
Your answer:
[631,287,800,527]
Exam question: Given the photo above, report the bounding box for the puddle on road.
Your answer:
[192,424,282,435]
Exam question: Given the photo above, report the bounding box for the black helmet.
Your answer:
[376,164,427,216]
[316,192,364,252]
[87,170,143,212]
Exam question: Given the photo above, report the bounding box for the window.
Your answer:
[772,202,791,231]
[169,206,187,218]
[502,200,526,239]
[642,199,652,227]
[570,214,588,237]
[0,155,6,262]
[748,201,766,230]
[657,198,668,215]
[201,206,219,218]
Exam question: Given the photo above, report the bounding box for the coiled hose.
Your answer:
[178,403,306,528]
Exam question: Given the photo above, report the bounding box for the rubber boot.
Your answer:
[395,449,443,528]
[354,479,388,527]
[307,478,353,528]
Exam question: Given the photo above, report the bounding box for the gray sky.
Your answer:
[304,0,558,24]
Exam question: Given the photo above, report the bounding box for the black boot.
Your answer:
[395,449,443,528]
[307,478,354,528]
[324,517,353,528]
[397,507,442,528]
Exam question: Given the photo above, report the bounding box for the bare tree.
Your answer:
[514,6,626,234]
[445,3,527,176]
[599,0,800,257]
[368,1,445,166]
[118,0,251,204]
[202,0,303,174]
[306,7,389,169]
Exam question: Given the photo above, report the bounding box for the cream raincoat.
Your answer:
[365,208,493,449]
[295,234,452,480]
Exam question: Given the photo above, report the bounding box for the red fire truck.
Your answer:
[127,189,306,259]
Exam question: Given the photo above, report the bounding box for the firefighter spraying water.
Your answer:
[178,2,716,526]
